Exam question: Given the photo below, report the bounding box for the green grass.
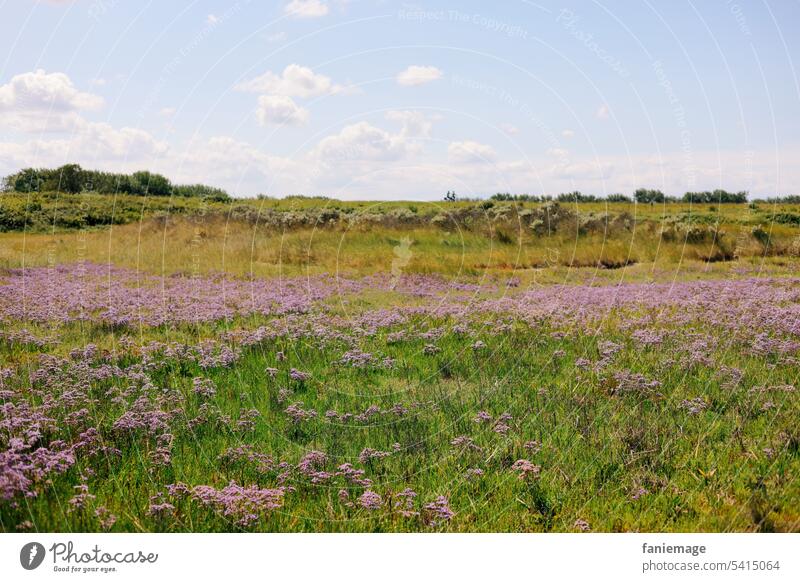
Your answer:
[2,193,800,280]
[1,300,798,532]
[0,195,798,532]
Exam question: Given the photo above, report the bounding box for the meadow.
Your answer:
[1,193,799,532]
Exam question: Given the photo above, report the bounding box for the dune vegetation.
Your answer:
[1,188,799,532]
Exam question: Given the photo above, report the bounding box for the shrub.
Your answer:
[634,188,666,204]
[683,190,748,203]
[3,165,230,200]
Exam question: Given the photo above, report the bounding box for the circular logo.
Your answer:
[20,542,46,570]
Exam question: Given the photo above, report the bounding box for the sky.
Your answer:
[0,0,798,199]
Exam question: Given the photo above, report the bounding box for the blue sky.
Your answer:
[1,0,798,198]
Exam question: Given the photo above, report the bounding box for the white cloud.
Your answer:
[384,110,436,138]
[159,107,177,117]
[448,140,497,164]
[596,104,609,120]
[236,64,344,97]
[314,121,416,162]
[550,159,612,180]
[164,136,297,185]
[0,69,102,111]
[79,122,168,159]
[500,123,519,135]
[0,69,104,132]
[561,129,575,138]
[255,95,309,126]
[396,65,443,87]
[284,0,328,18]
[206,14,219,25]
[546,147,569,158]
[0,121,167,170]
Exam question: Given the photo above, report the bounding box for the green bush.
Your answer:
[683,189,748,203]
[2,164,230,200]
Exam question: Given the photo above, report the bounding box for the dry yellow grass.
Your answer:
[2,214,798,285]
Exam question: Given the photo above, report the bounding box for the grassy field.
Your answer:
[0,194,798,532]
[3,192,800,279]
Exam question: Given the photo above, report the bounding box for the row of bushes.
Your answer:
[0,192,225,232]
[491,191,634,203]
[2,189,799,235]
[2,165,231,201]
[490,189,751,204]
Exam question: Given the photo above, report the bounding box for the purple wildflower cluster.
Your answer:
[511,459,541,480]
[1,262,798,532]
[191,482,286,527]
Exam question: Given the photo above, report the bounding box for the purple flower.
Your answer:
[423,495,454,526]
[192,377,217,398]
[149,501,176,517]
[573,518,591,532]
[393,488,418,517]
[422,344,441,355]
[285,402,317,424]
[450,436,481,451]
[473,411,492,423]
[511,459,541,480]
[523,440,542,453]
[612,370,661,395]
[680,397,708,415]
[95,506,117,530]
[358,490,382,510]
[191,481,286,527]
[358,448,390,464]
[465,468,484,480]
[289,368,311,382]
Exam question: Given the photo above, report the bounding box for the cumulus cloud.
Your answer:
[0,69,102,111]
[314,121,417,162]
[448,140,497,164]
[396,65,443,87]
[500,123,519,135]
[0,121,167,171]
[0,69,104,132]
[164,136,297,186]
[546,147,569,158]
[284,0,329,18]
[550,159,612,180]
[384,110,437,138]
[236,64,346,97]
[255,95,309,126]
